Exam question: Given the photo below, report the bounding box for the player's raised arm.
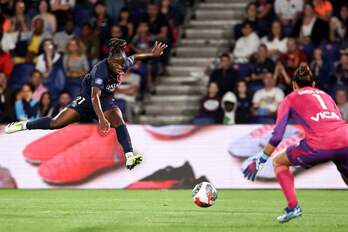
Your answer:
[91,86,110,134]
[132,41,168,61]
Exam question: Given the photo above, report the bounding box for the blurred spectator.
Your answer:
[221,91,237,124]
[115,72,141,123]
[194,82,223,124]
[160,0,183,44]
[313,0,333,21]
[256,0,275,36]
[63,37,89,98]
[105,0,125,22]
[235,80,252,124]
[38,91,53,116]
[292,3,329,47]
[0,73,14,123]
[261,20,288,59]
[118,8,134,41]
[209,53,239,97]
[0,43,13,77]
[52,90,71,116]
[15,83,39,121]
[248,44,275,92]
[36,38,65,100]
[274,0,303,29]
[53,19,75,53]
[328,17,345,43]
[310,48,330,91]
[336,89,348,121]
[10,0,30,33]
[79,22,100,65]
[91,1,111,53]
[338,5,348,29]
[234,2,258,40]
[50,0,75,30]
[26,17,51,63]
[275,38,307,91]
[331,52,348,90]
[30,69,48,101]
[233,21,260,63]
[252,73,284,123]
[32,0,57,34]
[102,24,128,57]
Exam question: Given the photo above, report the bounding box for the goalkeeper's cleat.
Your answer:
[277,205,302,224]
[126,154,143,170]
[5,121,27,134]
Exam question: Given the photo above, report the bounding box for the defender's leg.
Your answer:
[103,107,143,169]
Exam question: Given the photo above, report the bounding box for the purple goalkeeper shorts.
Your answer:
[287,140,348,177]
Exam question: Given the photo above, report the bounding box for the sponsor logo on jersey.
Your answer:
[298,89,324,95]
[106,83,119,92]
[310,111,340,122]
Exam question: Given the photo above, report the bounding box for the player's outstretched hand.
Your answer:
[151,41,168,57]
[243,151,268,181]
[98,117,110,135]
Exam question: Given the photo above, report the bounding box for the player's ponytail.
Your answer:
[108,38,127,58]
[293,64,314,88]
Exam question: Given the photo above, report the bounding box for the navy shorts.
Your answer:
[68,95,117,122]
[287,139,348,177]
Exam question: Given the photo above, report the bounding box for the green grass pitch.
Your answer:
[0,190,347,232]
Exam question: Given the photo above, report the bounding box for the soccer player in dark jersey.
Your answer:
[5,38,167,170]
[243,64,348,223]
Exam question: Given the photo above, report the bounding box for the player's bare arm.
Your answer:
[91,86,110,134]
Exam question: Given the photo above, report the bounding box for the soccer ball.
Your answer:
[192,182,218,207]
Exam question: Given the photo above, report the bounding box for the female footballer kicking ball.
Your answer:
[243,64,348,223]
[5,38,168,170]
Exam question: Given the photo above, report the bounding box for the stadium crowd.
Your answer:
[196,0,348,125]
[0,0,187,123]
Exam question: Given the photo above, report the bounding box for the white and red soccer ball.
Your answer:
[192,182,218,207]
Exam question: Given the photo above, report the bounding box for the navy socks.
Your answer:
[115,124,133,153]
[26,117,52,130]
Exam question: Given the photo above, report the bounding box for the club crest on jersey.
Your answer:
[310,111,340,122]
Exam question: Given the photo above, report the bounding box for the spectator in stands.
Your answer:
[160,0,184,44]
[331,52,348,90]
[292,3,329,47]
[0,43,13,77]
[313,0,333,21]
[91,1,111,53]
[194,82,223,124]
[52,90,71,116]
[15,83,39,121]
[0,72,14,123]
[310,48,330,91]
[32,0,57,34]
[209,53,239,97]
[63,37,89,98]
[118,8,134,41]
[233,21,260,63]
[261,20,288,59]
[79,22,100,65]
[115,72,141,123]
[247,44,275,92]
[275,38,307,91]
[234,2,258,40]
[27,17,51,63]
[10,0,30,33]
[336,89,348,121]
[328,17,345,43]
[274,0,303,31]
[50,0,75,30]
[235,80,252,124]
[53,19,75,53]
[252,73,284,123]
[256,0,275,37]
[36,38,65,99]
[30,69,48,101]
[221,91,237,124]
[338,5,348,29]
[38,91,53,117]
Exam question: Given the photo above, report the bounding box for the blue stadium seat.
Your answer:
[8,63,35,90]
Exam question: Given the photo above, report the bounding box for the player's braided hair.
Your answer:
[108,38,127,58]
[293,64,314,88]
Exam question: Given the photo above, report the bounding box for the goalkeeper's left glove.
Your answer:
[243,151,269,181]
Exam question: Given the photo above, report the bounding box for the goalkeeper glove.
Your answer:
[243,151,269,181]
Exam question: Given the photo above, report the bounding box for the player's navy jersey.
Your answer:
[269,86,348,150]
[80,54,135,99]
